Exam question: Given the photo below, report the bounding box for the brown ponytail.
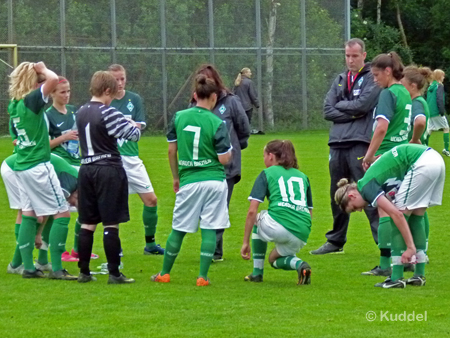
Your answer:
[334,178,358,211]
[371,51,404,80]
[403,66,432,93]
[265,139,298,169]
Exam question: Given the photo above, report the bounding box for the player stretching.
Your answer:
[8,62,72,279]
[76,71,141,284]
[335,144,445,288]
[241,140,312,285]
[151,74,232,286]
[108,64,164,255]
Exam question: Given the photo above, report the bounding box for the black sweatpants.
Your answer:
[214,177,236,258]
[326,144,379,247]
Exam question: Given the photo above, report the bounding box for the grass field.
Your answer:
[0,131,449,338]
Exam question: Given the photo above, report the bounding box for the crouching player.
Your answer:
[241,140,312,285]
[151,74,232,286]
[335,144,445,288]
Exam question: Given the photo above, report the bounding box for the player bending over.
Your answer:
[151,74,232,286]
[241,140,312,285]
[4,153,79,279]
[335,144,445,288]
[76,71,141,284]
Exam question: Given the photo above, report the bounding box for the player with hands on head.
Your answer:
[151,74,232,286]
[8,61,74,280]
[335,144,445,288]
[241,140,312,285]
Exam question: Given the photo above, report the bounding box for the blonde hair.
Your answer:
[432,69,445,83]
[334,178,357,211]
[8,62,39,100]
[234,67,251,86]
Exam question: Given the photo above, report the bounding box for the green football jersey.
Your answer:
[8,88,51,171]
[45,104,80,166]
[249,165,312,243]
[357,144,428,207]
[110,91,145,156]
[374,84,412,155]
[167,106,231,187]
[4,153,78,197]
[409,96,430,145]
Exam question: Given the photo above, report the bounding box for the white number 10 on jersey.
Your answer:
[278,176,306,206]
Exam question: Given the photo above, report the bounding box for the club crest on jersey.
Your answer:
[358,77,364,86]
[127,101,134,112]
[219,104,226,114]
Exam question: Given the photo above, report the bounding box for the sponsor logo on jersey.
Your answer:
[127,101,134,112]
[57,122,64,127]
[117,138,128,147]
[219,104,226,114]
[353,89,361,96]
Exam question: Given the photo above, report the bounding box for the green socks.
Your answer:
[378,217,392,269]
[199,229,216,279]
[38,217,53,265]
[161,229,186,276]
[143,206,158,249]
[11,223,22,268]
[424,212,429,253]
[18,215,38,271]
[444,132,449,151]
[73,218,81,253]
[409,214,427,277]
[251,226,267,276]
[272,256,302,271]
[49,217,70,272]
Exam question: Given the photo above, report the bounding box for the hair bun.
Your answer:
[337,178,349,188]
[196,74,207,85]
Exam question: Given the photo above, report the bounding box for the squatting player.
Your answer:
[108,64,164,255]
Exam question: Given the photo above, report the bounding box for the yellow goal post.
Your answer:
[0,44,18,69]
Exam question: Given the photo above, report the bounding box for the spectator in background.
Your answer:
[190,64,250,262]
[310,38,381,256]
[233,67,260,125]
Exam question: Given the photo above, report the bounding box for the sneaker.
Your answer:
[78,273,97,283]
[406,275,426,286]
[48,269,78,280]
[108,273,135,284]
[361,265,392,276]
[244,274,263,282]
[35,261,52,272]
[22,269,46,279]
[297,261,312,285]
[7,263,24,275]
[71,249,99,260]
[143,244,165,255]
[374,277,406,289]
[196,277,210,286]
[309,242,344,255]
[61,251,79,262]
[150,272,170,283]
[403,263,415,272]
[212,256,224,263]
[442,149,450,157]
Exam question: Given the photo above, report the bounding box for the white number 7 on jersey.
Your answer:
[183,125,201,160]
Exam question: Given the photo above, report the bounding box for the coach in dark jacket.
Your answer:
[310,38,381,255]
[190,64,250,261]
[233,68,259,124]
